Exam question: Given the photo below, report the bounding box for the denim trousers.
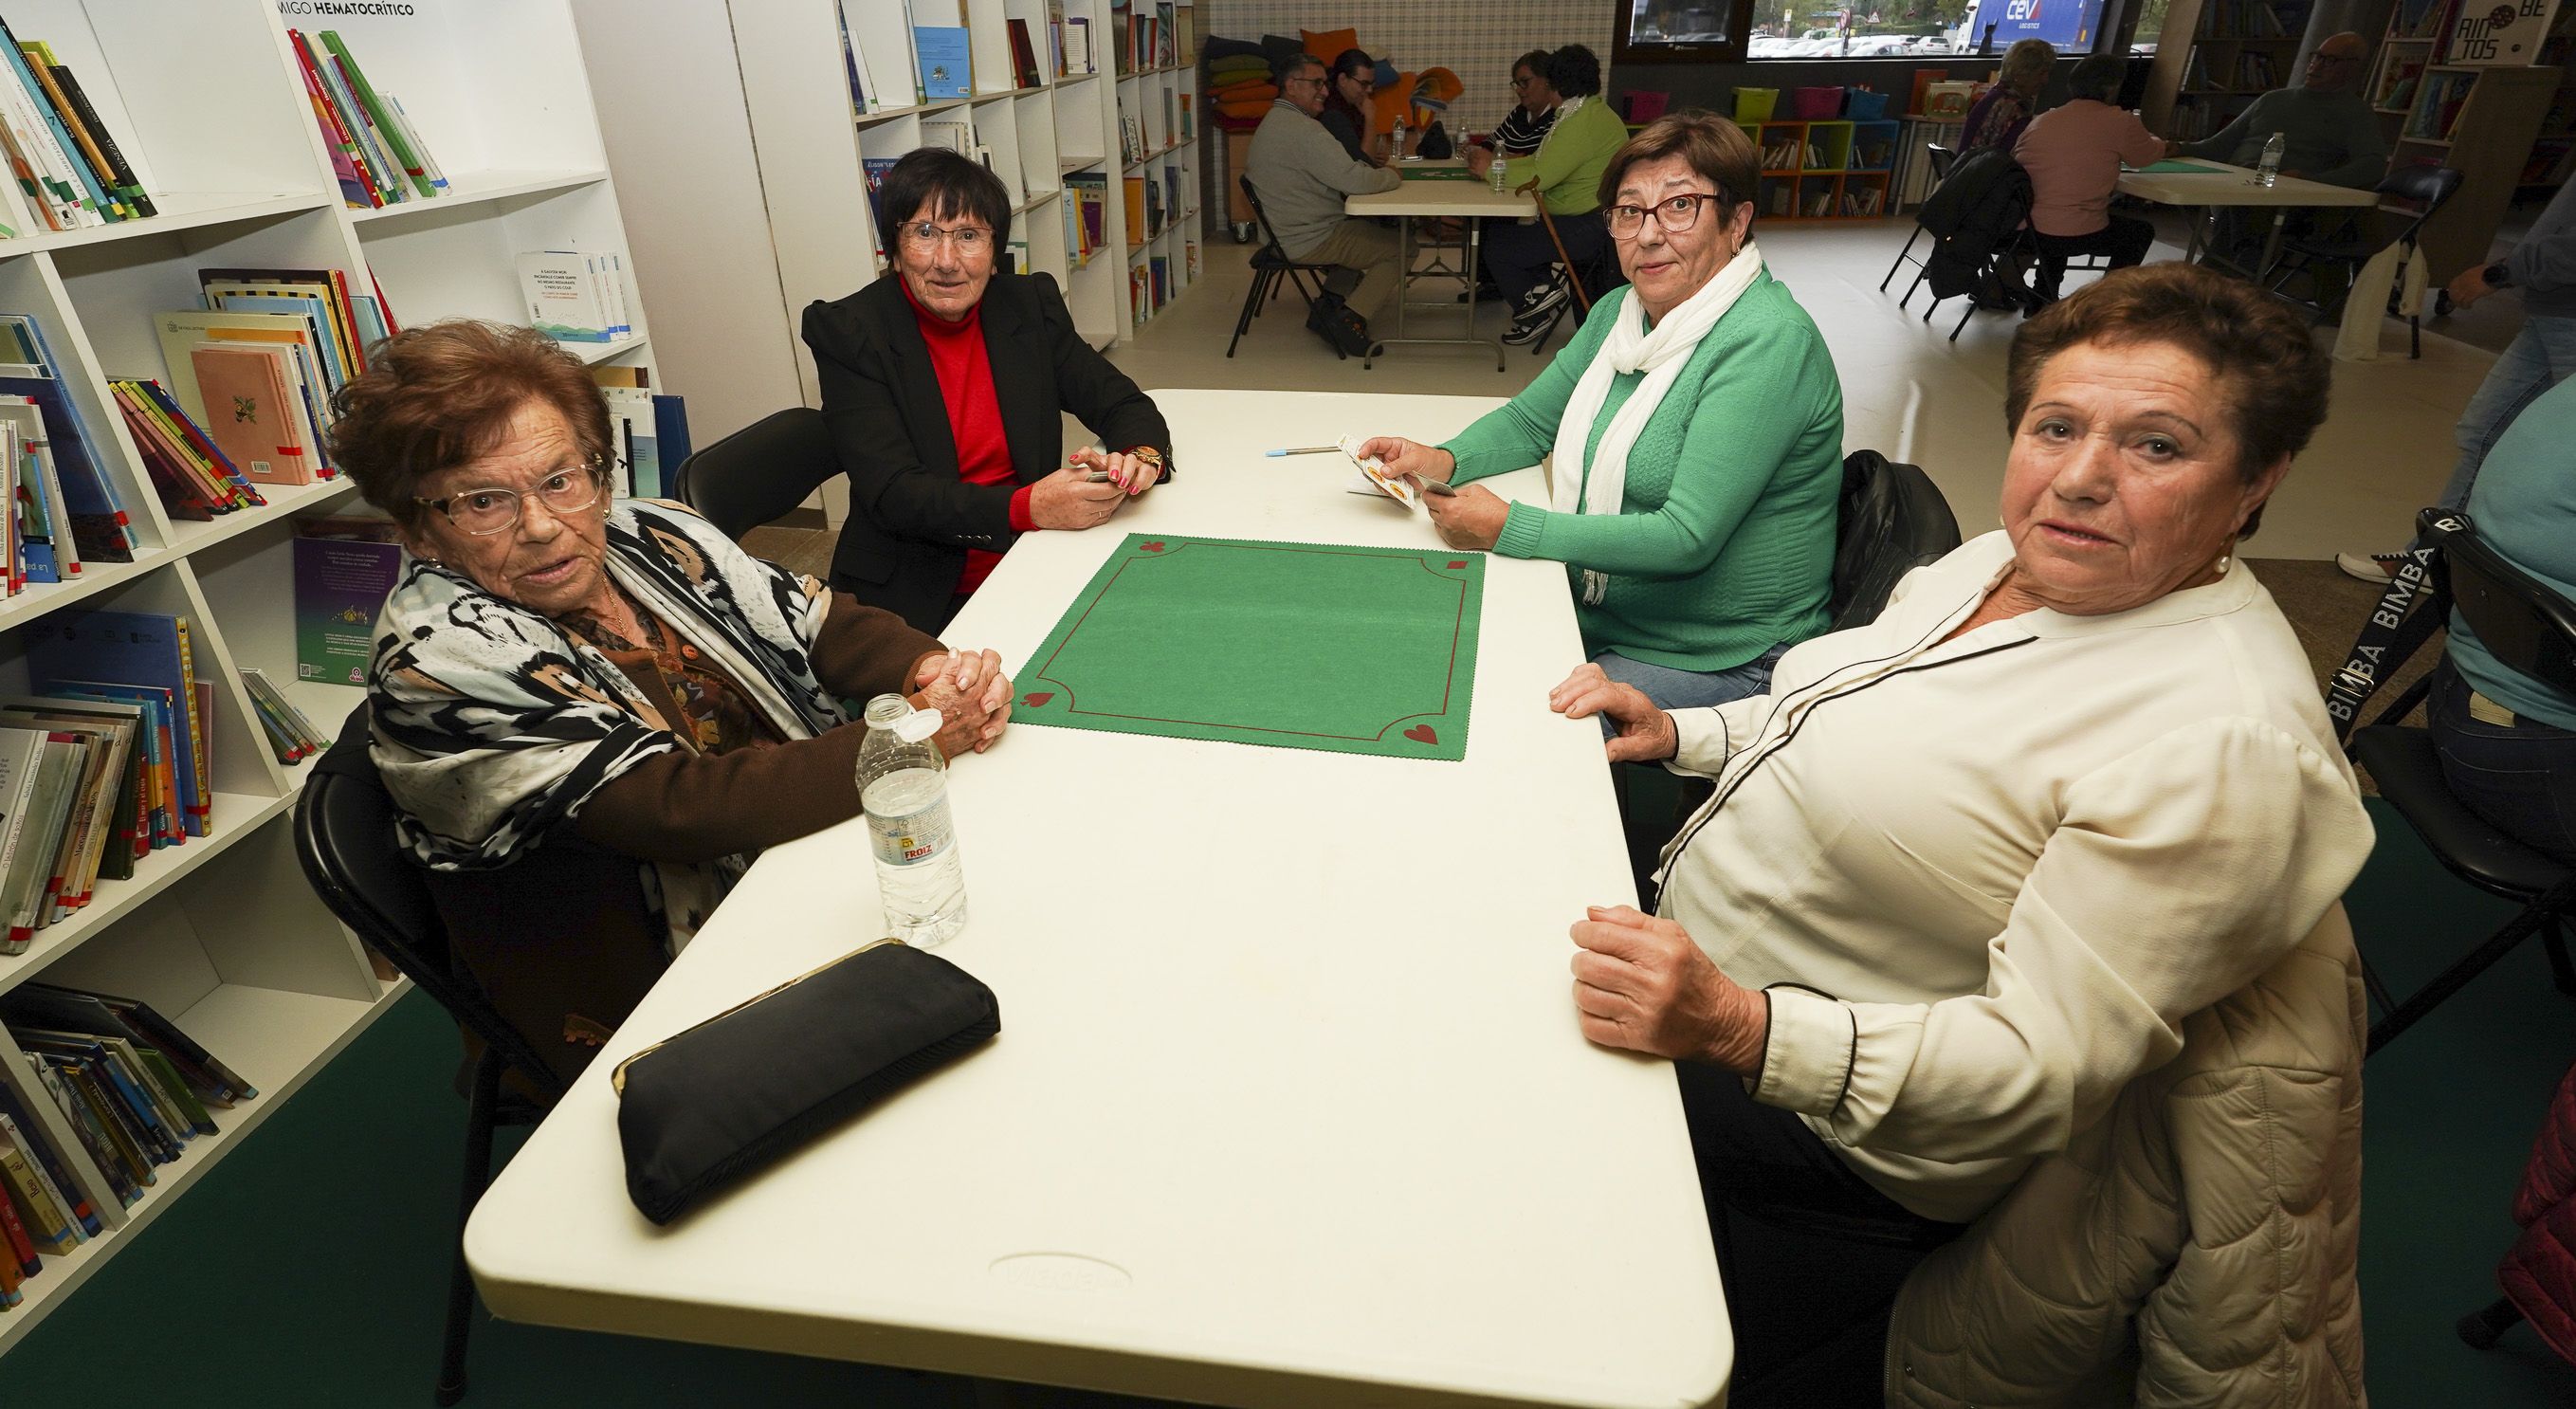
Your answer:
[2428,657,2576,863]
[2411,313,2576,545]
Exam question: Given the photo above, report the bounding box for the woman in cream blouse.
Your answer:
[1548,263,2376,1388]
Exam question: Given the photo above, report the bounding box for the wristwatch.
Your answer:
[2484,261,2513,289]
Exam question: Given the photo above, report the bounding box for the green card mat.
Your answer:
[1016,533,1484,760]
[2134,159,2224,174]
[1398,165,1484,181]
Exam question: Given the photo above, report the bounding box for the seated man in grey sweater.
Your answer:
[1246,53,1402,355]
[2177,31,2386,263]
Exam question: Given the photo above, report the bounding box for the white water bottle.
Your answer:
[1391,117,1407,160]
[1490,155,1507,192]
[856,693,968,946]
[2256,131,2284,188]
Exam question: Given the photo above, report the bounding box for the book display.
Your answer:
[0,0,655,1352]
[2362,0,2565,282]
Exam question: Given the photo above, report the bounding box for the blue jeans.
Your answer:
[2412,314,2576,545]
[1592,644,1788,736]
[2429,658,2576,863]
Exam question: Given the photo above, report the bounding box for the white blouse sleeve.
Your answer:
[1753,714,2374,1162]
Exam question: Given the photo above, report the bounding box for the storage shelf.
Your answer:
[854,95,977,126]
[573,333,651,364]
[1063,156,1105,174]
[0,978,408,1354]
[8,191,338,255]
[156,478,365,557]
[0,792,294,1000]
[348,167,611,224]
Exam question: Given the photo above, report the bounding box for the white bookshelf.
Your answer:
[575,0,1201,531]
[0,0,656,1354]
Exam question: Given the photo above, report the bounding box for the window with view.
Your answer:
[1605,0,2110,59]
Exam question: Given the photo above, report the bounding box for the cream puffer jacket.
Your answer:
[1883,905,2368,1407]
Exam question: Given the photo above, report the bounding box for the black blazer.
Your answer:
[802,271,1173,631]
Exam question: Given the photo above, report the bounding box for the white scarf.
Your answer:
[1550,245,1765,605]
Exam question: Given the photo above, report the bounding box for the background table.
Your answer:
[1345,163,1533,371]
[466,390,1732,1409]
[2114,159,2379,281]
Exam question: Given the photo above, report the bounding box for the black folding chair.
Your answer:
[2267,163,2463,359]
[2343,510,2576,1055]
[1230,176,1344,359]
[667,406,839,542]
[296,709,568,1405]
[1879,143,1961,299]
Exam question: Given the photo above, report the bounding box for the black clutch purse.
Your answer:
[612,938,1000,1224]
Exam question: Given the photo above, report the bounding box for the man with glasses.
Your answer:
[2177,31,2385,189]
[1245,53,1402,357]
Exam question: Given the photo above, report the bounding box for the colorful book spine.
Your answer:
[317,31,434,198]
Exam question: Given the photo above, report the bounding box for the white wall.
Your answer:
[569,0,808,448]
[1197,0,1617,132]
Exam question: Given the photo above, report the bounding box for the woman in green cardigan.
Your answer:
[1360,113,1844,710]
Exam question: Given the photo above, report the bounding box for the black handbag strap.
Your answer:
[2324,512,2463,742]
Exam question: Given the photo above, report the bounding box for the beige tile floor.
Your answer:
[1113,220,2499,563]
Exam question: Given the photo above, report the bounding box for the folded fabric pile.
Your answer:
[1204,36,1278,130]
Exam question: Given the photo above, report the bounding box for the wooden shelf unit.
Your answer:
[0,0,658,1354]
[1739,119,1899,220]
[2141,0,2318,141]
[2364,0,2565,284]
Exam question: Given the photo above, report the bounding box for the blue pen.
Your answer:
[1266,446,1340,457]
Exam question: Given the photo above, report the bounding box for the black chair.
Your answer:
[1900,148,2037,343]
[666,406,839,543]
[296,708,568,1406]
[2267,163,2464,360]
[1829,449,1964,631]
[2344,510,2576,1055]
[1879,142,1961,299]
[1229,176,1344,359]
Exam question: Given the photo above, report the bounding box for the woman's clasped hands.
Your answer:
[910,648,1014,756]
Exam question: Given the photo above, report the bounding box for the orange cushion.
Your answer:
[1216,98,1275,119]
[1213,78,1276,101]
[1301,27,1360,64]
[1369,75,1418,134]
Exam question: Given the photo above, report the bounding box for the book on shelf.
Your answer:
[1008,18,1042,89]
[1157,3,1177,67]
[1065,16,1092,73]
[593,373,660,499]
[109,376,267,521]
[27,610,211,841]
[293,517,404,688]
[1066,172,1107,252]
[864,156,899,254]
[153,307,343,471]
[916,25,971,100]
[1006,235,1031,275]
[289,29,445,208]
[240,666,331,765]
[835,2,874,114]
[515,249,630,345]
[921,118,974,155]
[1174,5,1196,66]
[0,14,155,232]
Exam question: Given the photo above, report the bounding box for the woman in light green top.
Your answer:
[1361,113,1844,711]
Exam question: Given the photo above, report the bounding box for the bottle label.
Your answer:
[868,795,956,868]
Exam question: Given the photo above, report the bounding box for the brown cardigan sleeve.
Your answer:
[572,592,946,863]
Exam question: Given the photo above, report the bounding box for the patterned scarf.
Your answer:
[369,500,848,947]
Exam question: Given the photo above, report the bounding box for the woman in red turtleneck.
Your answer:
[804,149,1177,631]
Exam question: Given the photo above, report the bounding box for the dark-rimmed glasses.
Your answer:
[1604,192,1729,240]
[416,463,609,536]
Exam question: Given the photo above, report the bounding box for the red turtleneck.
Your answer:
[902,276,1037,596]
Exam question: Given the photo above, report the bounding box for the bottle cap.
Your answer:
[894,708,944,744]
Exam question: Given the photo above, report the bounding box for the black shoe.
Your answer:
[1501,308,1556,347]
[1324,310,1375,357]
[1516,277,1572,321]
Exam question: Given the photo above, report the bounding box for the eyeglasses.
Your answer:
[1604,192,1729,239]
[416,464,608,536]
[1284,75,1325,88]
[899,220,992,252]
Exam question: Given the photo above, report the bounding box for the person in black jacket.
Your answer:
[805,149,1175,631]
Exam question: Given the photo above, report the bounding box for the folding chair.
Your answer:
[667,407,838,542]
[1229,176,1344,359]
[2267,163,2463,359]
[2340,510,2576,1055]
[1880,143,1960,298]
[297,712,570,1405]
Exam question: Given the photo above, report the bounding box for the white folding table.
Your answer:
[2113,158,2380,283]
[466,389,1732,1409]
[1345,162,1535,372]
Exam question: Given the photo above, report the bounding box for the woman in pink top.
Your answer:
[2012,54,2175,303]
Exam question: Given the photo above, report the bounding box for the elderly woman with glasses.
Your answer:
[1359,113,1843,711]
[804,147,1174,631]
[341,319,1014,1083]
